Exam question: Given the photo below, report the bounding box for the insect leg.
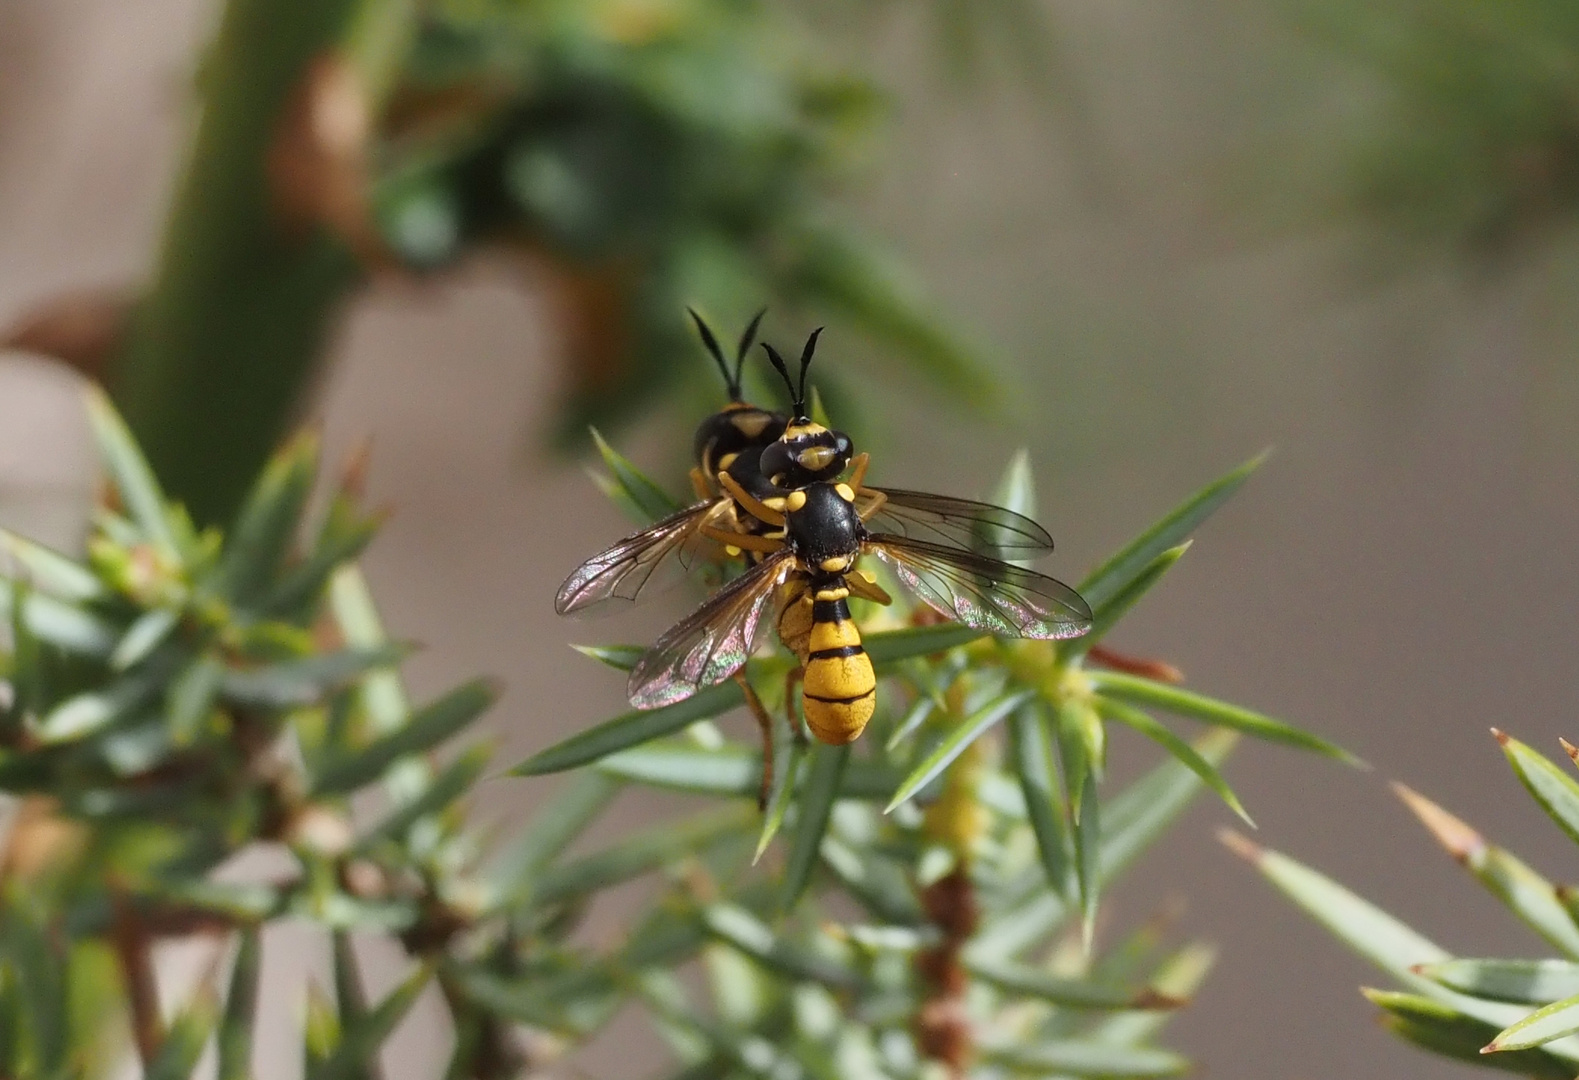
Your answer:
[699,525,784,554]
[717,471,787,527]
[856,489,888,521]
[734,673,775,811]
[846,452,870,493]
[690,466,713,501]
[784,665,807,738]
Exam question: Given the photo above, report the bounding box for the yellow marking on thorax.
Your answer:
[820,555,853,573]
[762,496,787,512]
[718,451,739,471]
[835,483,855,502]
[786,489,807,511]
[732,413,772,437]
[814,587,849,601]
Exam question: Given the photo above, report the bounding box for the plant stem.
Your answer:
[106,0,418,526]
[112,894,163,1066]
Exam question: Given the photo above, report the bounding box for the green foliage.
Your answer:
[1290,0,1579,257]
[101,0,995,524]
[500,437,1351,1075]
[0,401,1349,1079]
[1231,729,1579,1074]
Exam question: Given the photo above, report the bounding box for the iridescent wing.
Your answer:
[628,552,793,709]
[555,499,733,615]
[855,487,1055,560]
[866,535,1091,640]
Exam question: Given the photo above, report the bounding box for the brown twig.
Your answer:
[111,892,163,1066]
[915,866,978,1079]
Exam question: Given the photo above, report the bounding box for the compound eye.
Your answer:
[798,446,837,472]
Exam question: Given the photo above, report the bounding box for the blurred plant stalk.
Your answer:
[106,0,417,527]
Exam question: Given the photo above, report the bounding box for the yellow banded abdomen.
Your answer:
[802,596,876,744]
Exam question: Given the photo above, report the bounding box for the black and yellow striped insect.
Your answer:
[554,309,790,616]
[625,330,1094,745]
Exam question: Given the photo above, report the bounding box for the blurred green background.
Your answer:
[4,1,1579,1077]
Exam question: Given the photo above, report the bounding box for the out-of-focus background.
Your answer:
[5,1,1579,1077]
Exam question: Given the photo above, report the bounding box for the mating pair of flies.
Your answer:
[556,309,1093,767]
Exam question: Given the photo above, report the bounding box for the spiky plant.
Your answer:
[0,391,754,1079]
[511,436,1354,1078]
[1227,729,1579,1077]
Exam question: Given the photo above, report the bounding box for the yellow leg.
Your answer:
[700,524,785,554]
[735,673,775,811]
[846,452,870,494]
[690,466,713,501]
[857,489,888,521]
[717,470,786,527]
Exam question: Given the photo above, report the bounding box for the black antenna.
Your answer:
[733,308,767,392]
[796,328,824,411]
[761,342,801,415]
[687,308,739,400]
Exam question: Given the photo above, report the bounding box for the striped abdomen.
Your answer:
[802,593,876,744]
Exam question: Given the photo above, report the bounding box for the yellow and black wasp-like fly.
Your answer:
[622,329,1094,746]
[554,309,788,616]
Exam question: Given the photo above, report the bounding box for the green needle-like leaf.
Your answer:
[702,905,861,989]
[110,608,179,671]
[1497,730,1579,848]
[37,672,161,744]
[1394,784,1579,960]
[313,679,497,795]
[1365,990,1576,1079]
[1090,670,1357,763]
[532,809,755,907]
[513,680,746,775]
[865,623,986,666]
[756,729,806,861]
[355,743,491,851]
[167,654,224,745]
[221,645,408,708]
[1223,830,1450,983]
[1415,959,1579,1005]
[215,430,320,608]
[781,743,849,910]
[1223,830,1579,1055]
[590,427,682,525]
[0,582,118,657]
[484,772,621,909]
[1007,701,1073,897]
[1074,769,1101,950]
[1062,544,1189,662]
[1097,729,1236,883]
[966,956,1177,1010]
[571,643,647,672]
[85,387,179,556]
[1078,451,1266,613]
[308,964,432,1080]
[0,530,105,603]
[982,1039,1189,1077]
[886,690,1033,811]
[1099,699,1253,826]
[146,991,219,1080]
[1488,991,1579,1052]
[218,928,261,1080]
[1089,943,1218,1047]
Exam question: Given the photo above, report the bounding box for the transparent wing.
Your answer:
[868,535,1091,640]
[555,500,731,615]
[628,552,793,709]
[856,487,1055,559]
